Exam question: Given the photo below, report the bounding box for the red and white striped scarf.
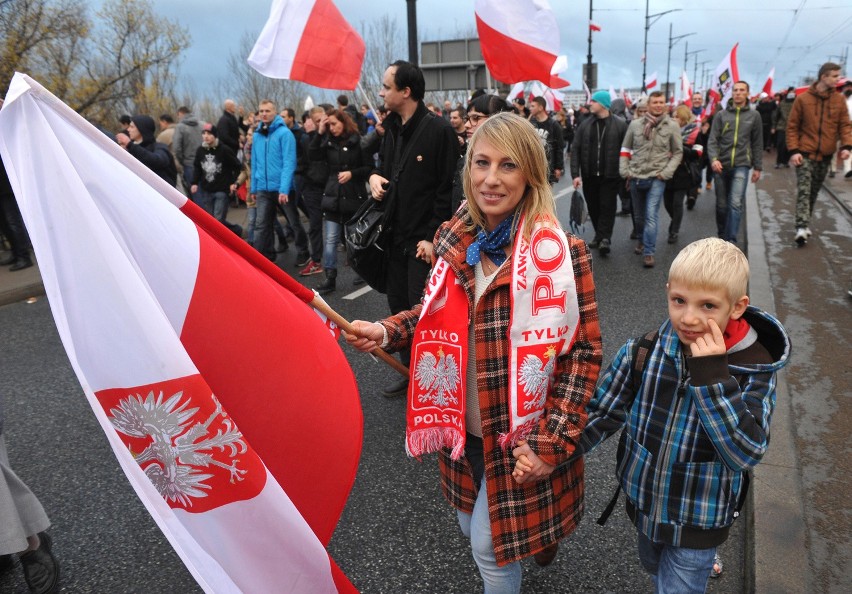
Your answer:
[405,218,581,459]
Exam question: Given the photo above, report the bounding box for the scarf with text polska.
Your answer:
[405,216,581,460]
[643,112,663,140]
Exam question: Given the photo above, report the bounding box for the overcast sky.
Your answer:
[150,0,851,97]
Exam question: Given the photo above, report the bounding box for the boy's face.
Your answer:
[667,281,748,347]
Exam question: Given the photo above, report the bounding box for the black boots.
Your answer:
[317,268,336,295]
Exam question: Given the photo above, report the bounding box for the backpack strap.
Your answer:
[597,329,659,526]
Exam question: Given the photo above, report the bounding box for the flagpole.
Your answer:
[357,81,380,122]
[310,295,410,377]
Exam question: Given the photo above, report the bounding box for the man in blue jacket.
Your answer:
[251,100,296,261]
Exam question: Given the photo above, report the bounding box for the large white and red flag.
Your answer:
[0,73,362,593]
[707,43,740,108]
[248,0,365,90]
[762,67,775,96]
[475,0,570,88]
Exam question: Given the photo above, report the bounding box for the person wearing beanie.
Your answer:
[571,90,628,255]
[529,96,565,183]
[191,122,242,229]
[590,90,612,111]
[116,114,178,186]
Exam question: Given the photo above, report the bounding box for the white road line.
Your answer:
[343,285,373,300]
[554,186,572,201]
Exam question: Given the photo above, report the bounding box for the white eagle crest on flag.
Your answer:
[415,346,461,407]
[519,345,557,410]
[108,390,247,506]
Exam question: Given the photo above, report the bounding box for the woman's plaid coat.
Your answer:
[382,209,602,565]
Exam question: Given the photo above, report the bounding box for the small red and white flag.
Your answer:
[0,73,362,593]
[589,21,601,32]
[508,81,527,100]
[622,88,633,107]
[475,0,570,88]
[681,71,692,104]
[709,43,740,107]
[582,79,592,103]
[248,0,365,90]
[762,67,775,96]
[528,81,564,112]
[645,71,658,90]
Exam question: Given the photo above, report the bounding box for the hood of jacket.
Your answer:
[258,114,285,136]
[180,114,200,127]
[131,115,156,145]
[725,99,753,113]
[659,305,790,374]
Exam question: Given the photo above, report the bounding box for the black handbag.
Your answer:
[344,197,391,293]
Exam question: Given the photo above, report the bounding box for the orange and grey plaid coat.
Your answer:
[382,209,602,565]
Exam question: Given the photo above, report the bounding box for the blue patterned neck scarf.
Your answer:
[466,214,517,268]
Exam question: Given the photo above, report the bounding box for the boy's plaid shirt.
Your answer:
[579,308,790,547]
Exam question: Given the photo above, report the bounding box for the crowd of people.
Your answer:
[1,59,849,594]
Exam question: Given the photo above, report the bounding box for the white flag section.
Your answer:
[0,74,346,593]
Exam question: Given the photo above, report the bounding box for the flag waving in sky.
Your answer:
[762,67,775,96]
[645,71,658,90]
[708,43,740,108]
[248,0,365,90]
[475,0,570,88]
[0,73,362,593]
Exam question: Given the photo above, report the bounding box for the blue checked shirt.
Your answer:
[579,307,790,547]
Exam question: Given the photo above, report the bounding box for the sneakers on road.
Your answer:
[295,252,311,268]
[20,532,59,594]
[795,227,808,246]
[299,261,323,276]
[643,255,655,268]
[598,238,611,256]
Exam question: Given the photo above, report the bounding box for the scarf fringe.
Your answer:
[498,418,538,451]
[406,427,465,460]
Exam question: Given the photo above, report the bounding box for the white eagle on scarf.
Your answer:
[519,345,557,410]
[415,346,460,407]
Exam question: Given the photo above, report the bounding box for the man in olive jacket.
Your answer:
[708,81,763,243]
[787,62,852,245]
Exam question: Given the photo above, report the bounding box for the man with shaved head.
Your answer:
[217,98,240,154]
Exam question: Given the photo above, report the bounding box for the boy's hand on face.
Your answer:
[689,318,727,358]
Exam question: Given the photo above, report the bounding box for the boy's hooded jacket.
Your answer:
[126,115,177,186]
[579,306,790,548]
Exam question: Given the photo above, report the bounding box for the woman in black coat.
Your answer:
[663,105,705,244]
[308,109,372,294]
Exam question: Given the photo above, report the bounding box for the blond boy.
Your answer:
[522,238,791,593]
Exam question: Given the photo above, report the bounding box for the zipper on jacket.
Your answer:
[817,95,825,156]
[652,354,689,524]
[731,108,740,168]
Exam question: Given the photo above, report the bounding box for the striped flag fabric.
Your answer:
[707,43,739,108]
[248,0,365,90]
[475,0,570,88]
[645,71,658,90]
[762,67,775,96]
[0,73,362,593]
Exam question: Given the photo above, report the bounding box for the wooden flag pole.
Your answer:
[310,295,410,378]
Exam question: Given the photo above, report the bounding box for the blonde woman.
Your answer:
[347,113,602,592]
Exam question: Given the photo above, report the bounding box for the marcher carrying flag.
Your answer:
[0,73,363,593]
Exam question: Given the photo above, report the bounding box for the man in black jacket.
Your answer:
[216,99,241,154]
[529,96,565,184]
[570,90,627,256]
[369,60,459,397]
[117,115,177,186]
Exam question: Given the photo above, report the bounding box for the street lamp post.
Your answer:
[665,24,694,102]
[685,44,704,98]
[642,0,681,93]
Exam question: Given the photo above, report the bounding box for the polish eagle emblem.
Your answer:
[107,390,247,507]
[415,346,461,407]
[519,345,557,410]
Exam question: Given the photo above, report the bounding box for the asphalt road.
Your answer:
[0,176,745,593]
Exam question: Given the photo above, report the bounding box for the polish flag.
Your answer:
[582,79,592,103]
[710,43,740,107]
[589,22,601,32]
[681,71,692,104]
[529,82,564,112]
[622,88,633,107]
[645,71,658,90]
[762,67,775,96]
[508,81,527,100]
[0,74,362,593]
[248,0,365,90]
[475,0,570,88]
